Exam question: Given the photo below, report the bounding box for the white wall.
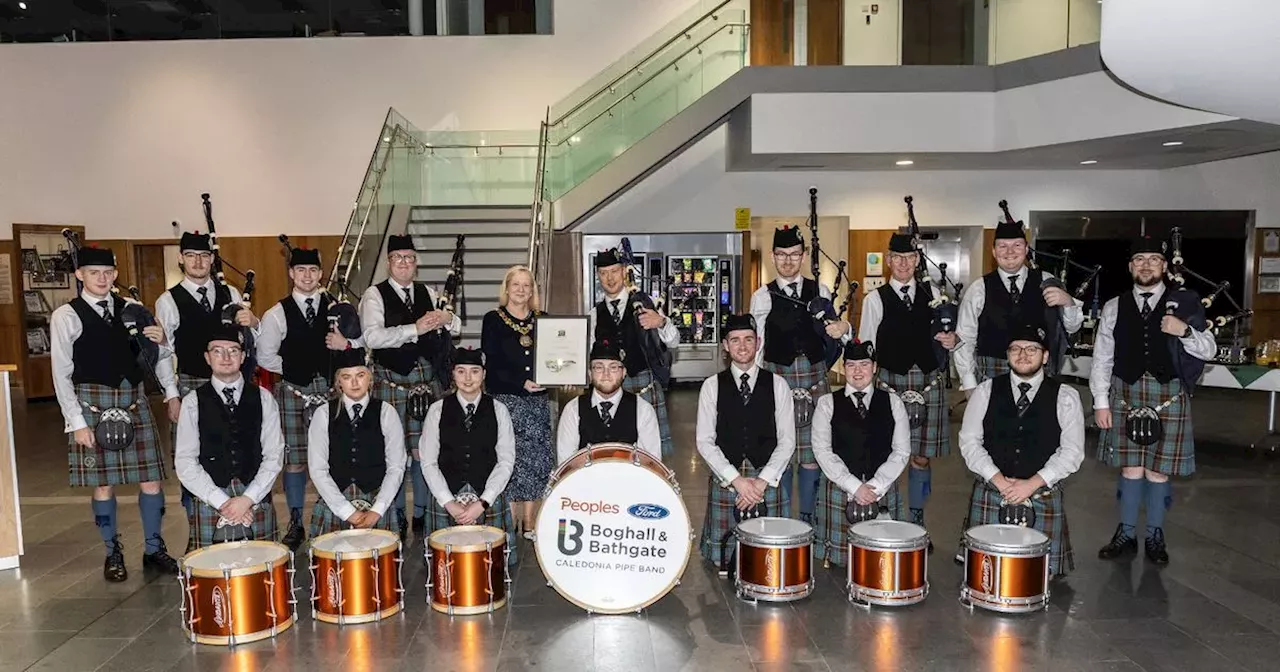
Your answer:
[0,0,701,240]
[842,0,902,66]
[990,0,1100,64]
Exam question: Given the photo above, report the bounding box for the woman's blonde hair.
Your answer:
[498,265,542,312]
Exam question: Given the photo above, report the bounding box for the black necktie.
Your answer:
[1016,382,1032,414]
[305,297,316,324]
[853,391,867,418]
[739,373,751,404]
[198,286,212,313]
[900,285,912,310]
[401,287,413,310]
[609,299,621,323]
[788,281,800,299]
[1008,275,1021,305]
[598,401,613,426]
[351,403,363,428]
[1140,291,1153,319]
[223,386,237,411]
[464,403,476,431]
[96,299,111,321]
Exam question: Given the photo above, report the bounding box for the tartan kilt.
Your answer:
[274,375,332,466]
[188,479,279,549]
[68,381,167,487]
[975,355,1010,385]
[371,358,439,452]
[623,369,672,459]
[169,373,209,453]
[1097,374,1195,477]
[761,355,831,465]
[425,485,517,565]
[697,464,791,567]
[877,366,950,458]
[309,483,400,537]
[814,476,907,568]
[966,478,1074,576]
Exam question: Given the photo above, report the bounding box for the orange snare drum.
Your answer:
[961,524,1051,613]
[309,529,404,625]
[847,520,929,607]
[179,541,297,646]
[427,526,510,615]
[549,443,673,490]
[734,517,814,603]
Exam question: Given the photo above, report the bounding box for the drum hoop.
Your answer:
[734,516,813,547]
[427,524,508,553]
[310,529,401,560]
[180,540,290,578]
[964,538,1052,557]
[551,445,677,486]
[848,534,930,551]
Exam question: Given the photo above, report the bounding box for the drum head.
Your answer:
[429,525,506,552]
[849,520,928,550]
[736,516,812,546]
[184,540,289,577]
[534,460,692,614]
[965,524,1050,554]
[312,529,399,555]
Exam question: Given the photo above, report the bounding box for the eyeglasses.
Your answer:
[1131,255,1165,267]
[1007,345,1044,356]
[208,346,243,358]
[887,254,916,263]
[389,254,417,264]
[773,251,804,261]
[591,364,625,374]
[181,252,212,260]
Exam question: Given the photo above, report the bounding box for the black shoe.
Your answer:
[1098,524,1138,560]
[1145,527,1170,565]
[927,540,935,555]
[142,538,180,575]
[398,514,408,542]
[104,536,127,583]
[412,516,425,536]
[281,513,306,551]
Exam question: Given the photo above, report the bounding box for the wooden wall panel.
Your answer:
[807,0,843,65]
[0,243,23,388]
[1252,228,1280,343]
[751,0,794,65]
[846,229,900,330]
[982,228,996,274]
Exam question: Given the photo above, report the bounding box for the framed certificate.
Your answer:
[534,315,590,387]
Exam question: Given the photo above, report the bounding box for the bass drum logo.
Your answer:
[626,504,669,520]
[211,585,230,628]
[557,519,584,556]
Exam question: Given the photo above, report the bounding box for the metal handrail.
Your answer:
[330,121,405,299]
[329,109,396,297]
[527,109,551,273]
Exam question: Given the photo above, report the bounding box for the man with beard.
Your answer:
[750,225,852,524]
[555,340,663,464]
[858,233,958,550]
[957,324,1084,578]
[693,314,795,567]
[1092,238,1216,565]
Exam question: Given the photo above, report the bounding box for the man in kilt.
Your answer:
[420,348,518,564]
[257,246,361,550]
[858,233,959,551]
[174,324,284,548]
[360,233,460,541]
[749,225,851,524]
[811,340,911,567]
[957,323,1085,578]
[1092,237,1216,565]
[555,340,664,465]
[589,248,679,459]
[156,230,259,551]
[694,314,795,568]
[52,246,181,581]
[307,348,407,537]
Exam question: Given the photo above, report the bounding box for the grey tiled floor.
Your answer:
[3,381,1279,671]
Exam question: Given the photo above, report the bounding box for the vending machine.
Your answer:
[588,251,664,306]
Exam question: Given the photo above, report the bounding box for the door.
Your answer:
[751,0,795,65]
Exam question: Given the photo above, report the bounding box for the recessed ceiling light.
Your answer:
[18,1,26,8]
[895,160,914,166]
[1162,141,1184,147]
[1080,160,1098,165]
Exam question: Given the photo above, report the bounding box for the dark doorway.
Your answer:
[902,0,975,65]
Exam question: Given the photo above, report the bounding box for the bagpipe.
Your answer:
[1164,227,1247,384]
[277,234,362,342]
[619,237,673,388]
[903,196,964,371]
[193,193,258,379]
[421,234,465,381]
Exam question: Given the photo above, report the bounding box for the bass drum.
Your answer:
[534,442,693,614]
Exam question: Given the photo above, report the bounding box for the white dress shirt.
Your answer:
[694,364,797,487]
[954,266,1086,391]
[257,290,365,374]
[156,277,253,398]
[51,290,180,432]
[858,277,945,344]
[174,376,285,509]
[587,288,681,349]
[359,278,462,351]
[420,393,516,507]
[811,384,912,496]
[555,389,663,465]
[749,274,853,367]
[307,394,407,521]
[958,369,1085,488]
[1088,282,1218,409]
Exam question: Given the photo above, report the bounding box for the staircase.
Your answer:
[409,205,533,350]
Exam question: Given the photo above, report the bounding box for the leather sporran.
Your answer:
[845,501,888,524]
[900,390,928,430]
[407,385,433,422]
[94,407,135,452]
[998,502,1037,528]
[791,386,817,429]
[1125,406,1164,446]
[733,501,767,523]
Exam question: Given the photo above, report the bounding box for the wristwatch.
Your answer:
[479,498,491,512]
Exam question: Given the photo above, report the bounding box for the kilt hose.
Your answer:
[697,464,791,568]
[274,375,332,466]
[877,366,951,458]
[371,358,441,451]
[975,356,1010,385]
[425,485,518,566]
[68,381,167,487]
[309,483,400,538]
[188,479,279,549]
[761,355,830,465]
[1097,374,1195,477]
[623,370,673,459]
[814,476,908,568]
[965,478,1075,577]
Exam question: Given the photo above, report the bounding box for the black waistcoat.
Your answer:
[437,395,500,495]
[981,374,1062,479]
[1112,291,1176,385]
[715,369,778,469]
[327,398,388,492]
[577,392,639,449]
[763,278,825,366]
[593,292,667,380]
[279,294,334,386]
[976,270,1049,359]
[171,282,233,378]
[197,382,263,487]
[829,389,896,481]
[371,280,433,375]
[70,295,143,387]
[875,283,939,375]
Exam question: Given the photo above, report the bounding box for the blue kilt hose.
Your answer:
[309,483,400,538]
[425,485,517,565]
[189,479,279,549]
[371,358,440,451]
[966,478,1074,577]
[493,393,553,502]
[697,464,791,568]
[762,355,830,465]
[274,375,332,466]
[974,355,1010,385]
[814,476,908,568]
[1097,374,1195,477]
[877,366,950,458]
[623,369,672,459]
[68,381,167,487]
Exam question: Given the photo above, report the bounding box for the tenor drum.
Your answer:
[535,442,693,614]
[961,524,1052,614]
[309,529,404,624]
[847,520,929,607]
[427,526,510,615]
[734,517,814,603]
[179,541,296,646]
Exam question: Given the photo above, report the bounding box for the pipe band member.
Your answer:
[555,339,664,466]
[1092,237,1216,566]
[694,314,796,567]
[811,340,911,567]
[52,245,181,581]
[174,324,284,549]
[359,233,461,540]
